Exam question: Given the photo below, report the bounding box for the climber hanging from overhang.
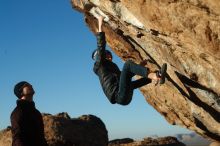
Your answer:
[91,13,168,105]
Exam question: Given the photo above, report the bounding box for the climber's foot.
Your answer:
[156,63,167,85]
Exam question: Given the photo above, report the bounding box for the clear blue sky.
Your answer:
[0,0,191,140]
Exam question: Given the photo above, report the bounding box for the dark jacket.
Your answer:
[93,32,121,104]
[10,100,48,146]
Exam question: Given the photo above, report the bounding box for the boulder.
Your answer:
[71,0,220,141]
[0,113,108,146]
[108,136,186,146]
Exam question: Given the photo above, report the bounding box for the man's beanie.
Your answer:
[105,50,112,58]
[92,49,113,60]
[14,81,29,98]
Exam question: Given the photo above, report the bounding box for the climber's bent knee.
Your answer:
[115,94,132,106]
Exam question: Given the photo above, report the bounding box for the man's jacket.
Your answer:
[93,32,121,104]
[11,100,48,146]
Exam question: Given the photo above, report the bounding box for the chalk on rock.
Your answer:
[90,7,109,22]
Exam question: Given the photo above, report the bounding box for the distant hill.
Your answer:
[176,133,211,146]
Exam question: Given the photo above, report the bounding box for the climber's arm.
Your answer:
[98,15,103,33]
[96,16,106,63]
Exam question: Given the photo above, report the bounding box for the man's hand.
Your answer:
[97,15,104,32]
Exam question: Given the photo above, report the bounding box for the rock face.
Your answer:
[210,142,220,146]
[0,113,108,146]
[108,137,186,146]
[71,0,220,142]
[0,127,11,146]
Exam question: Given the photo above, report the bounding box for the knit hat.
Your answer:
[92,49,112,61]
[14,81,30,98]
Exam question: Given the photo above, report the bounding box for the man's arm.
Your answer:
[95,16,106,64]
[97,15,103,33]
[11,110,25,146]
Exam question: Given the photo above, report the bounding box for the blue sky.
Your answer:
[0,0,191,140]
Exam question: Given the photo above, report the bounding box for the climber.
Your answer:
[10,81,48,146]
[92,15,167,105]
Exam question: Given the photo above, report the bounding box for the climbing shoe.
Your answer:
[156,63,167,84]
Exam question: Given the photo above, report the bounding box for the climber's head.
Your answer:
[105,50,113,61]
[92,49,113,62]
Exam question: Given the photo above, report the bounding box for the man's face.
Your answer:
[106,54,112,61]
[22,84,35,97]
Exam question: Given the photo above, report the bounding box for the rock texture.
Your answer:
[108,137,186,146]
[176,132,211,146]
[0,127,12,146]
[0,113,108,146]
[71,0,220,142]
[109,138,134,145]
[210,142,220,146]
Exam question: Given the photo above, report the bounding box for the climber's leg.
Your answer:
[116,83,133,106]
[122,60,148,77]
[131,78,152,89]
[115,61,167,105]
[116,60,148,105]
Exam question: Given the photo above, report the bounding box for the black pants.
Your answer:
[116,60,151,105]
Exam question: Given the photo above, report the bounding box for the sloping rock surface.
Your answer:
[71,0,220,142]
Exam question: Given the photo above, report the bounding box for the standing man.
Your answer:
[11,81,48,146]
[92,15,167,105]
